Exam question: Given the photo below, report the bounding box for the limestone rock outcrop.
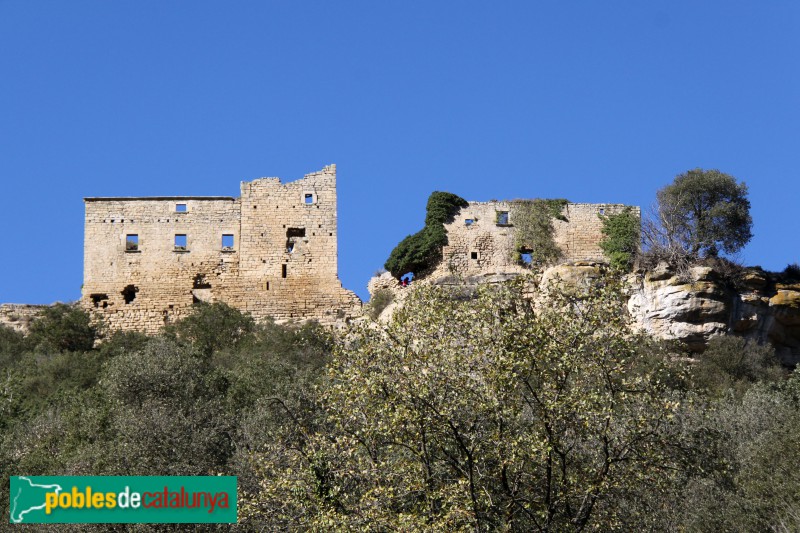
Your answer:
[0,304,46,334]
[366,272,412,322]
[628,264,800,364]
[627,266,730,351]
[367,260,800,365]
[539,261,603,293]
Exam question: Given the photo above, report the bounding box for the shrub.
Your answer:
[782,263,800,283]
[25,303,97,353]
[94,330,151,360]
[367,289,393,320]
[100,337,232,475]
[165,301,256,356]
[599,207,640,271]
[384,192,468,278]
[0,325,25,368]
[693,336,784,395]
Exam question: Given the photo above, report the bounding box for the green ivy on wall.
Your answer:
[599,207,640,271]
[510,199,568,265]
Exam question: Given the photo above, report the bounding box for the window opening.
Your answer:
[286,228,304,254]
[521,253,533,264]
[174,234,187,251]
[465,219,474,226]
[304,193,314,204]
[281,264,287,278]
[599,208,605,215]
[90,294,109,308]
[193,274,211,289]
[176,203,187,213]
[496,211,509,225]
[222,234,234,250]
[121,285,138,304]
[125,234,139,251]
[471,252,478,260]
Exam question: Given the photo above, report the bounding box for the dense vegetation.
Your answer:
[1,281,797,531]
[0,302,331,531]
[599,206,640,271]
[510,198,568,265]
[0,172,789,530]
[384,191,469,278]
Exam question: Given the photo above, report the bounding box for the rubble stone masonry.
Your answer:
[82,165,361,334]
[430,201,640,279]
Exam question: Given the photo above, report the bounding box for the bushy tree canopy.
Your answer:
[250,277,697,531]
[25,303,97,353]
[384,191,468,278]
[164,301,255,356]
[650,168,752,259]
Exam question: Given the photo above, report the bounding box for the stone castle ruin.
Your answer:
[80,163,641,334]
[81,165,361,334]
[370,199,638,301]
[429,201,639,280]
[35,169,794,362]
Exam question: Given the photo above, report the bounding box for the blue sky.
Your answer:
[1,1,798,303]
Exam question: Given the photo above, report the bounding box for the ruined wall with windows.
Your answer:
[82,165,361,334]
[430,201,639,279]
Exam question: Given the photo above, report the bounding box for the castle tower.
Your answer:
[81,165,361,333]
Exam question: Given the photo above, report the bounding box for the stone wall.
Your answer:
[82,165,361,334]
[429,201,638,279]
[554,203,640,261]
[0,304,46,334]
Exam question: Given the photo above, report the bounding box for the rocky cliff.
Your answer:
[367,262,800,364]
[628,264,800,364]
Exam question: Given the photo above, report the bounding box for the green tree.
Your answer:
[165,301,255,356]
[692,336,784,396]
[0,325,25,370]
[249,277,696,531]
[384,192,468,278]
[25,303,97,353]
[667,372,800,532]
[648,168,752,259]
[99,337,232,475]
